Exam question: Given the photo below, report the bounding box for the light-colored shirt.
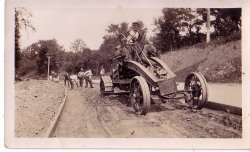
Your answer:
[78,71,85,78]
[70,75,78,81]
[100,69,105,75]
[84,70,93,78]
[126,30,140,44]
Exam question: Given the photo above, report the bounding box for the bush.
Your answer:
[224,32,241,43]
[17,64,36,76]
[212,32,241,47]
[177,32,241,51]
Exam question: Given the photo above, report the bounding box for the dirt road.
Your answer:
[52,84,241,138]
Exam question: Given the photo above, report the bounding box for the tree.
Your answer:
[154,8,191,52]
[70,38,88,52]
[15,7,35,72]
[198,8,241,38]
[17,45,38,76]
[36,39,65,75]
[98,22,130,71]
[211,8,241,38]
[153,8,241,52]
[100,22,133,69]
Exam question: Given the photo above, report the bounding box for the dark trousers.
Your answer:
[84,76,93,88]
[79,77,84,87]
[64,77,74,89]
[127,44,142,62]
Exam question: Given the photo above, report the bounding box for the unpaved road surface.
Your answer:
[53,84,242,138]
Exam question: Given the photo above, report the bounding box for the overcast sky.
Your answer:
[11,0,244,51]
[20,7,163,50]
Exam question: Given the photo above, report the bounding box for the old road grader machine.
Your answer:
[100,39,208,115]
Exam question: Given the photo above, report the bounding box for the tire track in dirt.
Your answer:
[150,105,241,138]
[52,87,110,137]
[94,93,241,138]
[52,84,241,138]
[91,94,198,137]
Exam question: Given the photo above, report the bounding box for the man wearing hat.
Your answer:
[125,21,142,62]
[126,21,141,44]
[100,66,105,77]
[78,68,85,87]
[84,68,94,88]
[64,72,74,89]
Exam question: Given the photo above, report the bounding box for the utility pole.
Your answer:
[206,8,211,43]
[47,56,51,80]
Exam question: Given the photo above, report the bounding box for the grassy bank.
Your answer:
[161,39,241,83]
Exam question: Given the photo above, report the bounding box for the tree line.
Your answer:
[153,8,241,52]
[15,8,241,78]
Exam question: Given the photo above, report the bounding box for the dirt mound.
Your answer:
[161,40,241,83]
[15,80,65,137]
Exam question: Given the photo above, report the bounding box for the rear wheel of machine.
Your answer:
[130,76,151,115]
[184,72,208,109]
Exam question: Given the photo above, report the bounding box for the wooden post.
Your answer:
[206,8,210,43]
[47,56,51,80]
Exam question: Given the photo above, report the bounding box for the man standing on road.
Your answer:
[70,74,79,88]
[84,69,94,88]
[100,66,105,77]
[64,72,74,89]
[78,68,85,87]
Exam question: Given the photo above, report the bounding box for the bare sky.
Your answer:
[20,7,163,50]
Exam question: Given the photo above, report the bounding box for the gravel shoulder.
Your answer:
[15,80,65,137]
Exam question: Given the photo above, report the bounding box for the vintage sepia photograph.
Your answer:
[4,0,250,149]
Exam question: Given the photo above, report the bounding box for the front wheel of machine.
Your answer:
[184,72,208,109]
[130,76,151,115]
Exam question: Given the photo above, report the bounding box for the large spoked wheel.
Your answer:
[184,72,208,109]
[130,76,151,115]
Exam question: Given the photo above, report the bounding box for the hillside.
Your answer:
[161,40,241,83]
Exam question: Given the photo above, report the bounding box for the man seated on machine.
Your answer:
[125,21,143,62]
[139,40,168,78]
[113,21,143,64]
[140,40,159,67]
[112,45,130,63]
[111,45,130,78]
